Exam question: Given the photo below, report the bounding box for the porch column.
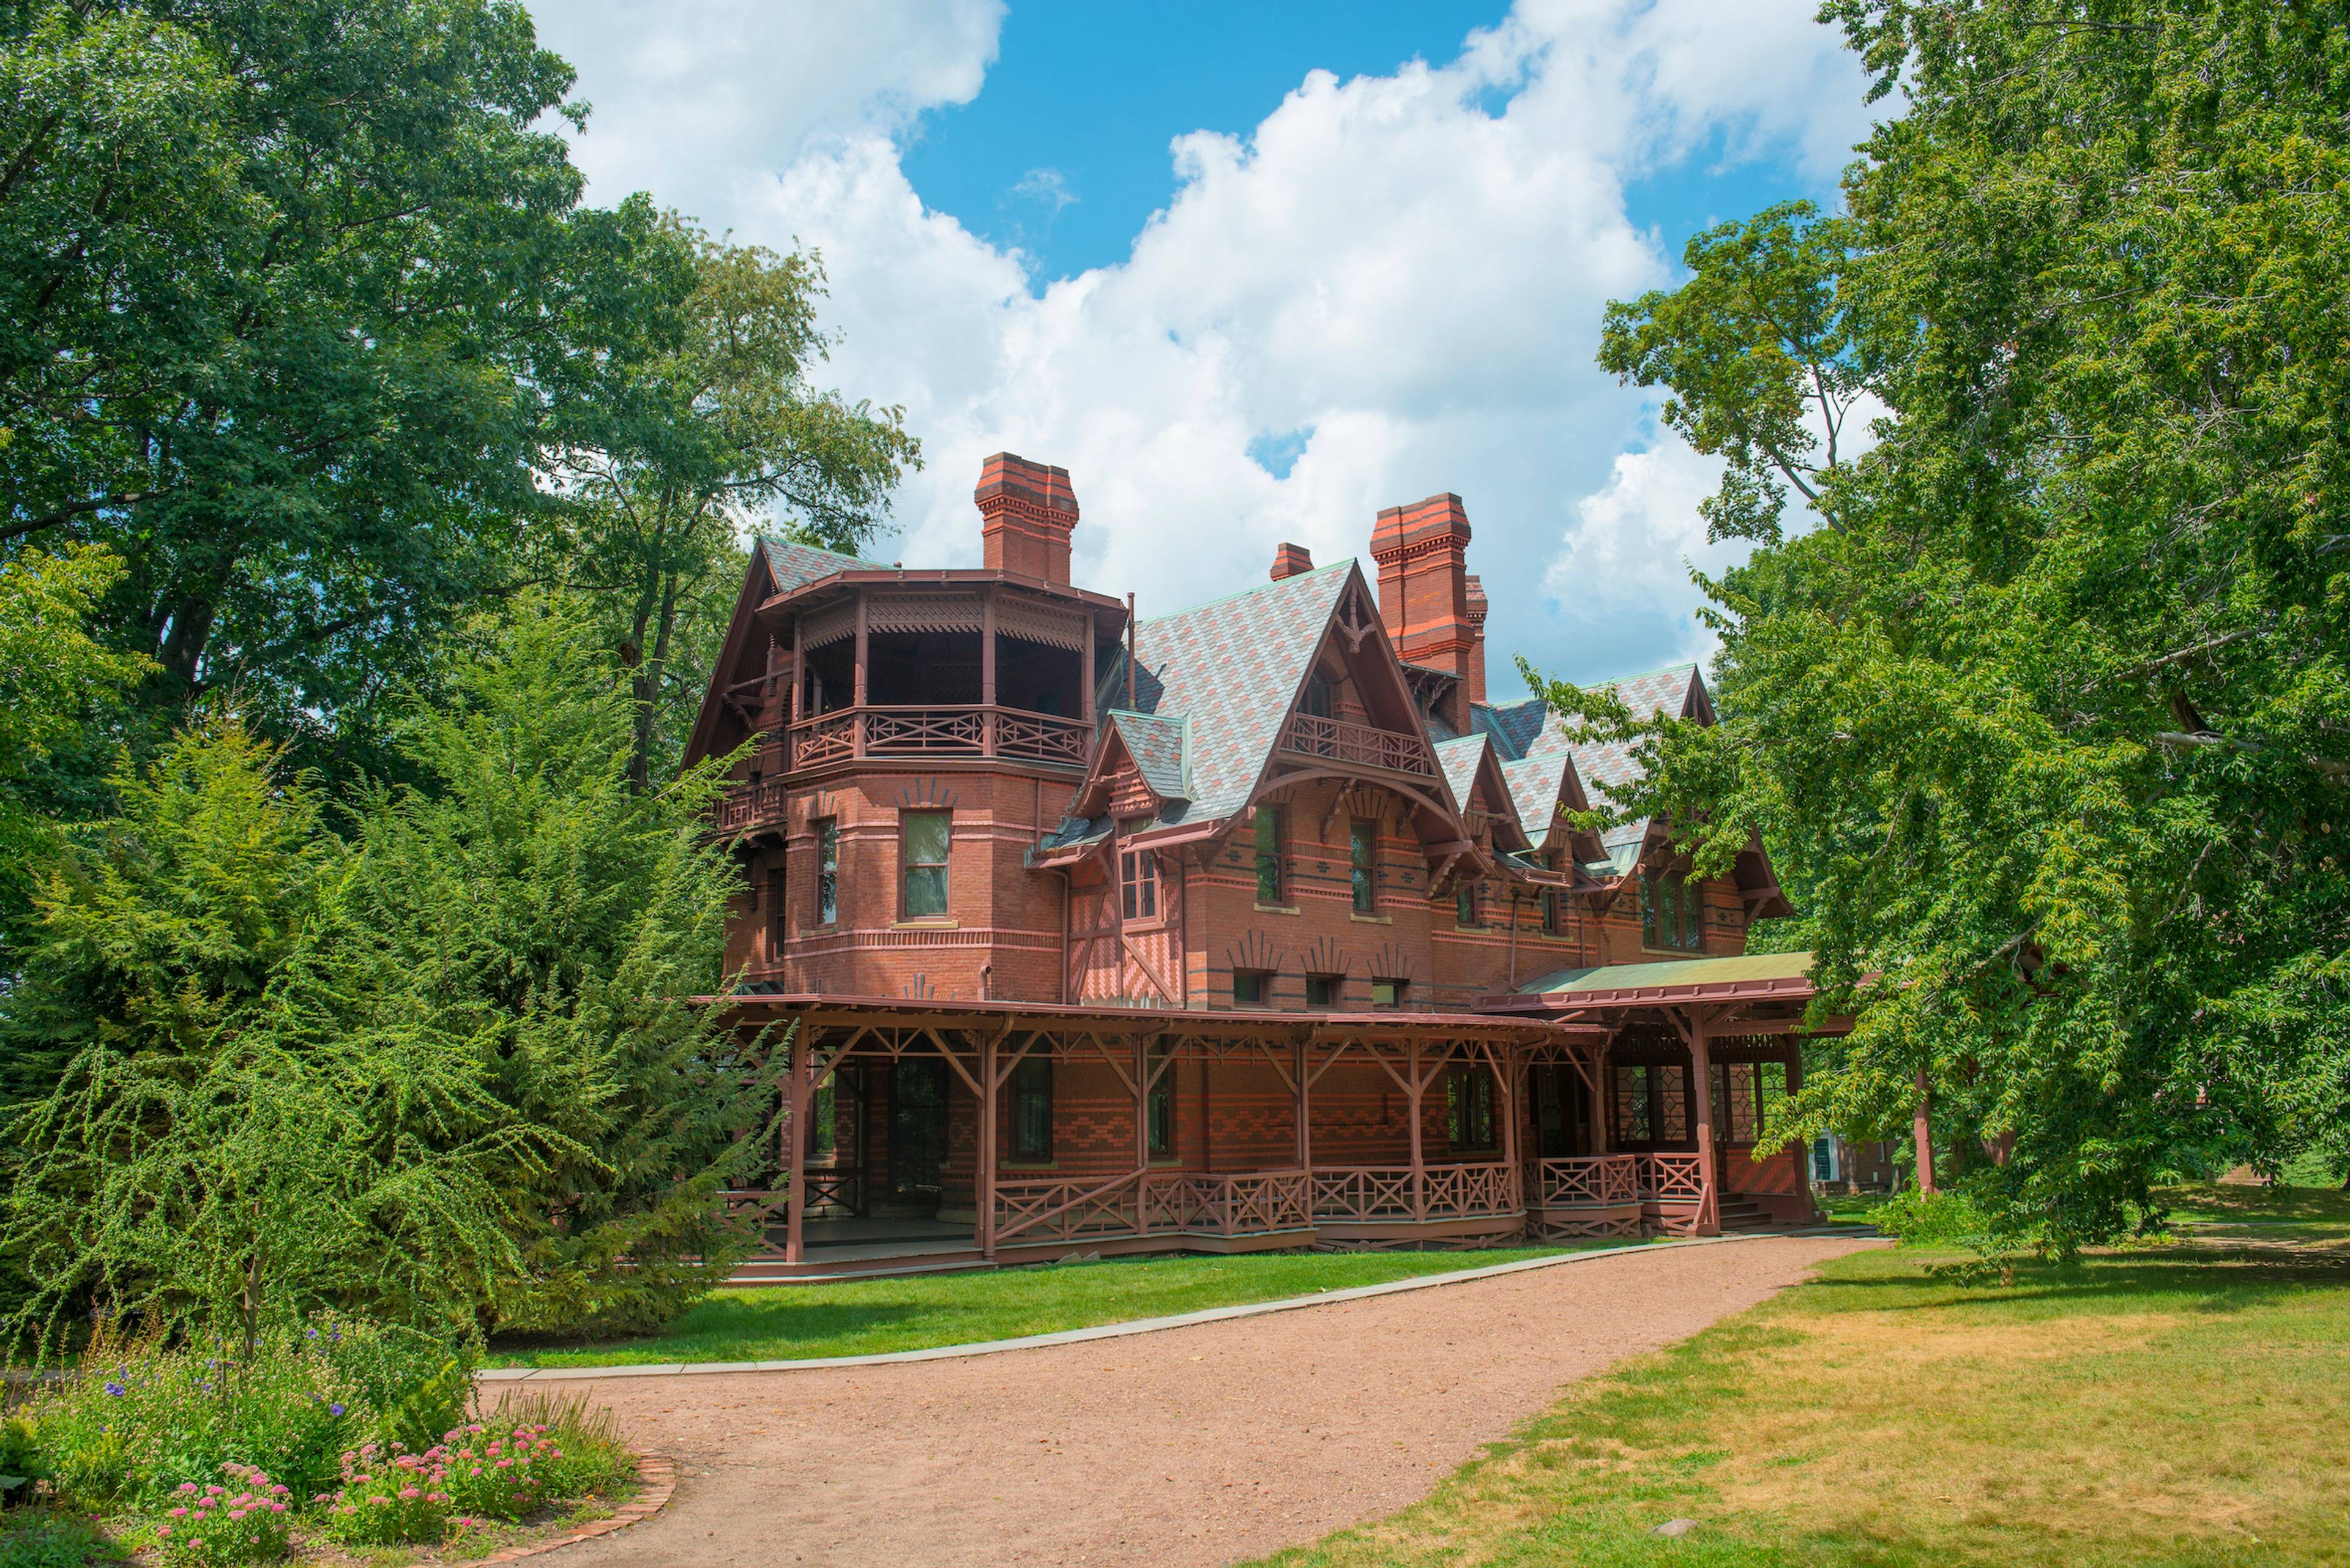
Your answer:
[851,589,869,758]
[1406,1037,1427,1223]
[978,1029,999,1258]
[783,1031,810,1264]
[980,589,998,756]
[1133,1034,1151,1238]
[1294,1036,1311,1172]
[1589,1047,1611,1154]
[1499,1045,1522,1216]
[1686,1009,1720,1236]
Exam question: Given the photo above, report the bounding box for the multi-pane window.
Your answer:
[1349,819,1376,913]
[1012,1056,1053,1160]
[1232,969,1271,1006]
[1146,1039,1175,1157]
[1544,857,1568,935]
[1640,872,1705,952]
[815,817,839,925]
[1305,973,1340,1008]
[1255,807,1283,904]
[1613,1062,1692,1144]
[1371,977,1408,1010]
[1615,1064,1654,1141]
[767,867,788,954]
[1120,843,1159,920]
[1710,1061,1789,1145]
[901,810,951,918]
[1455,879,1479,927]
[1447,1066,1496,1151]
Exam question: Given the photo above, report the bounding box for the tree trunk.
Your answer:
[1913,1067,1936,1195]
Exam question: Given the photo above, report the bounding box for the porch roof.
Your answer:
[700,991,1590,1042]
[1482,950,1818,1012]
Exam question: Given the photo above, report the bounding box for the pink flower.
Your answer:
[399,1487,420,1501]
[270,1501,287,1513]
[168,1508,188,1518]
[155,1525,171,1538]
[228,1509,245,1521]
[176,1482,199,1495]
[496,1458,512,1469]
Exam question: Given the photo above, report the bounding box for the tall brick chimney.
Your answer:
[1270,542,1314,580]
[1463,573,1488,706]
[975,452,1078,583]
[1369,492,1477,696]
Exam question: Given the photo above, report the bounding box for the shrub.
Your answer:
[0,1507,119,1568]
[314,1440,449,1545]
[1870,1189,1990,1247]
[152,1464,289,1566]
[437,1424,561,1522]
[23,1315,469,1510]
[478,1388,633,1501]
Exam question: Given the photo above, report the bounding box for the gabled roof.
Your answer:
[1432,734,1491,815]
[1116,558,1358,824]
[758,536,887,594]
[1105,709,1190,802]
[1469,663,1707,867]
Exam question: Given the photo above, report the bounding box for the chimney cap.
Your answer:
[975,451,1078,519]
[1270,542,1314,581]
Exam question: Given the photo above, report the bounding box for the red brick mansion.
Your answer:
[688,454,1828,1279]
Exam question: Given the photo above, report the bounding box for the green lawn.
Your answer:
[486,1245,1600,1368]
[1247,1186,2350,1568]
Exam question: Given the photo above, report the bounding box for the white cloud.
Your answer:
[525,0,1878,693]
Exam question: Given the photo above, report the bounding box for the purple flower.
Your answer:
[102,1381,124,1397]
[329,1402,345,1416]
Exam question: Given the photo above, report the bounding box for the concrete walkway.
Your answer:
[537,1233,1870,1568]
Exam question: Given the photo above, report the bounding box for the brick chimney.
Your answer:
[1270,542,1314,581]
[1369,492,1477,692]
[1463,573,1488,706]
[975,452,1078,583]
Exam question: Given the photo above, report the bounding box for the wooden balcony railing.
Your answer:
[1280,712,1434,776]
[1528,1153,1639,1208]
[712,777,789,835]
[992,1170,1315,1248]
[789,704,1091,770]
[1634,1152,1707,1203]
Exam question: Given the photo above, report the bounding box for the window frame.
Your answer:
[1455,878,1480,928]
[1231,968,1271,1007]
[1305,973,1341,1009]
[1349,818,1376,913]
[1010,1055,1053,1161]
[1370,977,1408,1010]
[767,865,788,955]
[900,808,952,920]
[1254,806,1283,905]
[1446,1066,1497,1151]
[814,816,840,927]
[1641,870,1705,953]
[1119,841,1160,922]
[1145,1039,1176,1157]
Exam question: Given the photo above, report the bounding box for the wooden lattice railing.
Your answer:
[712,777,789,834]
[994,1170,1316,1247]
[1279,713,1435,776]
[780,704,1091,771]
[1529,1154,1638,1207]
[1635,1152,1708,1203]
[1311,1163,1517,1222]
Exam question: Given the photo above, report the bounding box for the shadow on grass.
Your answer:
[2161,1181,2350,1224]
[490,1299,930,1358]
[1802,1247,2350,1321]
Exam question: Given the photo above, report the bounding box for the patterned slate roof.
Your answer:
[1474,664,1703,857]
[757,536,887,594]
[1499,754,1566,845]
[1105,710,1190,802]
[1433,734,1491,816]
[1119,558,1357,825]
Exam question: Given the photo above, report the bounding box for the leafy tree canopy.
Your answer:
[1548,0,2350,1248]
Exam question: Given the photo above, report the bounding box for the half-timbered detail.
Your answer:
[687,454,1829,1280]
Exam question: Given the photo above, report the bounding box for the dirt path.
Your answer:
[551,1236,1868,1568]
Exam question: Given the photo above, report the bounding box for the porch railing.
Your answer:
[1279,713,1434,776]
[786,704,1091,770]
[1310,1162,1517,1224]
[712,777,789,834]
[1634,1152,1707,1204]
[993,1169,1315,1248]
[1528,1154,1638,1208]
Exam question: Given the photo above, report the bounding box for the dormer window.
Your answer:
[1302,670,1334,719]
[1119,840,1160,920]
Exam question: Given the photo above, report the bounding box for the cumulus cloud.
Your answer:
[525,0,1878,692]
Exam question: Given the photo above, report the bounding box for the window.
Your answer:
[1641,872,1704,952]
[1543,857,1568,935]
[1305,973,1341,1008]
[1447,1067,1496,1151]
[1615,1064,1654,1141]
[1455,879,1479,927]
[901,810,951,918]
[815,818,839,925]
[1254,807,1283,904]
[1302,671,1334,718]
[1349,819,1376,913]
[1232,969,1271,1006]
[809,1074,836,1159]
[767,866,788,954]
[1371,977,1408,1010]
[1119,843,1159,920]
[1146,1039,1175,1157]
[1012,1056,1053,1160]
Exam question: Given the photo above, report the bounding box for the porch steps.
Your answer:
[1715,1197,1778,1233]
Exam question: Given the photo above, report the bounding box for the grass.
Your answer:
[485,1244,1605,1368]
[1248,1184,2350,1568]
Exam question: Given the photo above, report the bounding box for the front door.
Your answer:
[1532,1065,1590,1159]
[890,1058,949,1204]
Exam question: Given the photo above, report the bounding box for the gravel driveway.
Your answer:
[553,1235,1868,1568]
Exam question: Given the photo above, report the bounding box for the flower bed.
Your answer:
[7,1320,637,1566]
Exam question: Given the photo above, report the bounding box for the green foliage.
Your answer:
[0,1509,121,1568]
[548,214,921,786]
[1868,1188,1988,1249]
[0,603,761,1347]
[1562,0,2350,1253]
[22,1315,466,1512]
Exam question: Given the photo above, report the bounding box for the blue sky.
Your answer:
[900,2,1819,289]
[528,1,1876,696]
